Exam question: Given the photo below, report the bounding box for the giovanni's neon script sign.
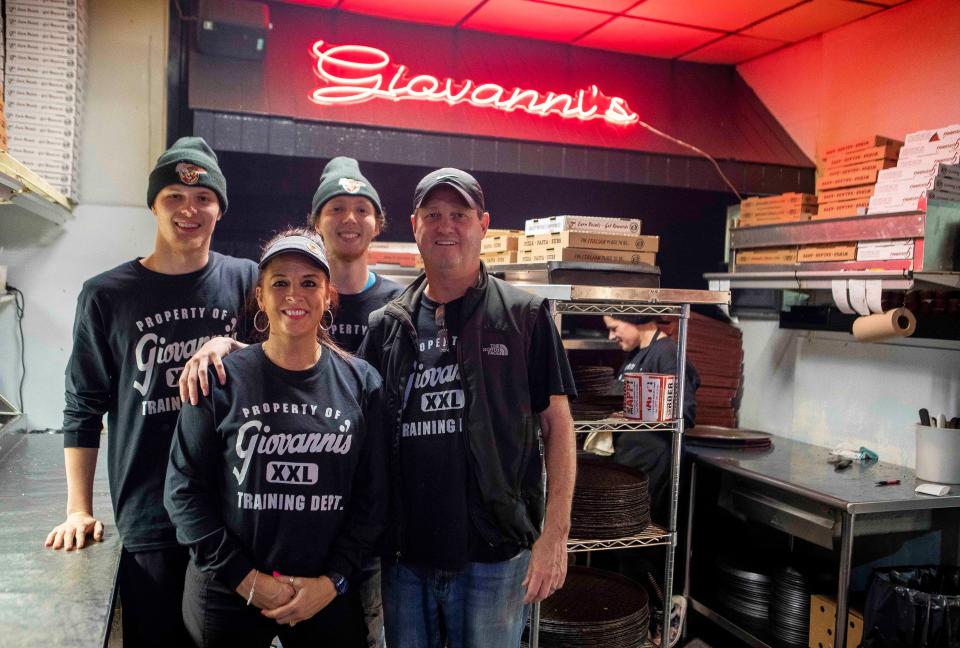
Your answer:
[309,40,639,126]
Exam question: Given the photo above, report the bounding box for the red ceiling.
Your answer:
[274,0,909,65]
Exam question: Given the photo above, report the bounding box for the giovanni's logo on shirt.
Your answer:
[482,343,508,357]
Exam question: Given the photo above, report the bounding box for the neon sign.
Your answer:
[308,40,639,127]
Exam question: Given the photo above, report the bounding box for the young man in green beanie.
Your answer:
[308,156,403,354]
[44,137,277,647]
[176,156,400,647]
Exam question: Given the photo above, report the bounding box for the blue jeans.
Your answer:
[382,550,531,648]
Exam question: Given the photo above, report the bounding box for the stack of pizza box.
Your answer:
[816,135,901,220]
[738,192,817,228]
[868,124,960,214]
[4,0,86,201]
[479,229,523,265]
[515,216,658,266]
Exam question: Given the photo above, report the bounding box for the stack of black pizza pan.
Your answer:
[771,564,832,646]
[716,556,773,631]
[525,566,649,648]
[570,365,622,420]
[571,458,650,540]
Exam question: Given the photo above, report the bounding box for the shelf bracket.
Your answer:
[708,279,731,318]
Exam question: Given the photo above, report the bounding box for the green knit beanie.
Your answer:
[310,157,382,223]
[146,137,228,213]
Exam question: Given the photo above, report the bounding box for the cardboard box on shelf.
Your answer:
[518,246,656,265]
[820,141,902,169]
[740,204,818,220]
[897,148,960,170]
[817,185,875,204]
[857,239,915,262]
[3,74,82,95]
[524,215,642,236]
[5,26,84,49]
[6,98,76,118]
[877,161,960,184]
[809,594,863,648]
[737,210,817,228]
[6,39,81,61]
[735,247,798,265]
[480,250,519,265]
[740,192,816,211]
[480,234,519,254]
[483,228,521,238]
[797,243,857,263]
[366,249,418,267]
[898,137,960,160]
[904,123,960,145]
[813,198,870,219]
[816,158,896,192]
[821,135,902,159]
[519,231,659,252]
[869,187,960,211]
[6,3,84,21]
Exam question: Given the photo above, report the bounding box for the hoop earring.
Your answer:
[318,308,334,333]
[253,309,269,333]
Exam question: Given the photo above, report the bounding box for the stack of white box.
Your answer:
[0,10,7,151]
[868,124,960,214]
[4,0,86,202]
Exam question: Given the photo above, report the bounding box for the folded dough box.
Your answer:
[487,261,660,288]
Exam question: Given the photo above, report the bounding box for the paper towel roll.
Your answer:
[852,307,917,342]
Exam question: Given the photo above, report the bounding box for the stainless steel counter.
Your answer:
[0,432,119,647]
[687,436,960,514]
[684,435,960,648]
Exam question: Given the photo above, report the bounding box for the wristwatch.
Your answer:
[325,571,349,596]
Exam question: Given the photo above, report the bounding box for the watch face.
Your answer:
[329,573,348,594]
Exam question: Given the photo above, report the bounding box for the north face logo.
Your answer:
[175,162,207,185]
[483,343,508,357]
[339,178,366,193]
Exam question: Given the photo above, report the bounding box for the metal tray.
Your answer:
[488,261,660,288]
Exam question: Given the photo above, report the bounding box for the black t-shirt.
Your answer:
[399,295,575,570]
[164,344,387,589]
[331,273,403,353]
[614,332,699,522]
[62,252,258,551]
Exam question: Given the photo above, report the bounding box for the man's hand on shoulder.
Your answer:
[44,511,104,550]
[178,336,246,405]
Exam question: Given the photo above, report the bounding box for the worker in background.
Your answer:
[603,314,699,523]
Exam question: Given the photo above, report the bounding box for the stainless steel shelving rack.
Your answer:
[513,283,730,648]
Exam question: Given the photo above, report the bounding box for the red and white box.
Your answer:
[904,124,960,145]
[624,372,676,421]
[856,240,915,262]
[898,137,960,160]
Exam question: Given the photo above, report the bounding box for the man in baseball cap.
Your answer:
[359,167,578,648]
[48,136,259,647]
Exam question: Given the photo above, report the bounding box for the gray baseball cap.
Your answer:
[259,234,330,276]
[413,167,485,212]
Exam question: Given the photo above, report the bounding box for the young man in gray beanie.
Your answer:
[44,137,272,647]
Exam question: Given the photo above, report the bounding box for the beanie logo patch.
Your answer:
[339,178,366,194]
[176,162,208,186]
